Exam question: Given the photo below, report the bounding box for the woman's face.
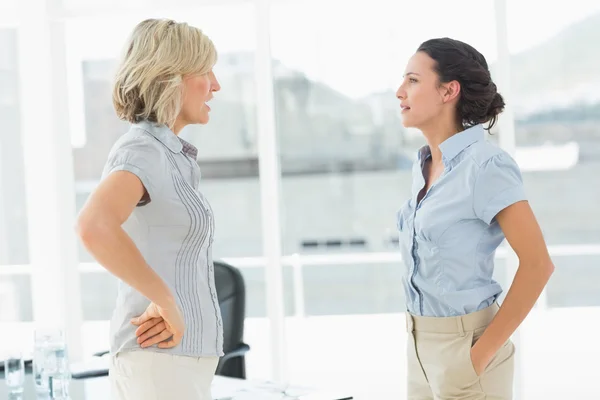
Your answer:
[179,70,221,126]
[396,51,448,130]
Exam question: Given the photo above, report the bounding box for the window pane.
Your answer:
[0,275,33,322]
[80,272,118,321]
[0,29,32,347]
[507,1,600,398]
[0,29,29,266]
[0,279,33,363]
[546,256,600,308]
[0,274,34,361]
[271,0,497,397]
[303,264,405,316]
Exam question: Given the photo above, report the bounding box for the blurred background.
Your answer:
[1,0,599,398]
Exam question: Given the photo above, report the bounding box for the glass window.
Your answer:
[271,0,497,397]
[0,27,34,360]
[0,275,33,322]
[507,1,600,398]
[506,1,600,303]
[0,29,28,266]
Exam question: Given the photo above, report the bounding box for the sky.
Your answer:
[61,0,600,100]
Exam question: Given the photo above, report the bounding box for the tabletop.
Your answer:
[1,365,353,400]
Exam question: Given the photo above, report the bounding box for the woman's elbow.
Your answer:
[533,257,555,280]
[75,212,108,246]
[544,260,555,278]
[518,254,555,281]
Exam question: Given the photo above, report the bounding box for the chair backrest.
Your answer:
[213,260,247,377]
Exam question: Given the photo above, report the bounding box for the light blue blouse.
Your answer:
[397,124,527,317]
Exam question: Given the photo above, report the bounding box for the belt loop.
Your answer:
[456,316,465,337]
[406,313,414,333]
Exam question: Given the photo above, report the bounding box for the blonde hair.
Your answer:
[112,19,217,128]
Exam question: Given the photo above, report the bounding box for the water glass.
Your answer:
[47,347,71,399]
[33,328,65,394]
[4,351,25,394]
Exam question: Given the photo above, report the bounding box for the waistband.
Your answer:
[113,350,219,366]
[406,302,499,334]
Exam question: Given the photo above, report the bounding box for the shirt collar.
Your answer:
[134,120,198,159]
[417,124,485,165]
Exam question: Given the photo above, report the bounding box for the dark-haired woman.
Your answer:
[396,37,554,400]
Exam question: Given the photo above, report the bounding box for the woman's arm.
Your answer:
[76,170,184,348]
[75,170,175,308]
[470,200,555,374]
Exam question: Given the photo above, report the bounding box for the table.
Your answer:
[1,366,353,400]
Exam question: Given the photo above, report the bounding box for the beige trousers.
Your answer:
[406,303,515,400]
[109,351,219,400]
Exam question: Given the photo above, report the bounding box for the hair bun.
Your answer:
[486,91,505,122]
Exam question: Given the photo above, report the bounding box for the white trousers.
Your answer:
[109,351,219,400]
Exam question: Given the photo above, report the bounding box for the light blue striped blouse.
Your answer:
[103,120,223,358]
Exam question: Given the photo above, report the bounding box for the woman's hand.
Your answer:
[131,301,184,348]
[469,341,492,377]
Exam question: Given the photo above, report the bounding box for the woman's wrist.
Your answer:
[155,292,177,310]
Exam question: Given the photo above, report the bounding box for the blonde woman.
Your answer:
[76,19,222,399]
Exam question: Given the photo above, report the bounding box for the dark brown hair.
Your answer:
[417,37,504,130]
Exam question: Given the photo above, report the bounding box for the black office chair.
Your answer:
[89,260,250,379]
[213,260,250,379]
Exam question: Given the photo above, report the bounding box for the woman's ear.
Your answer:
[440,80,461,104]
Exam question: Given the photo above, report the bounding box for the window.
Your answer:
[0,29,28,267]
[507,1,600,398]
[0,28,34,358]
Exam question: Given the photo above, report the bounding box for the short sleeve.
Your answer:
[473,152,527,224]
[104,136,164,206]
